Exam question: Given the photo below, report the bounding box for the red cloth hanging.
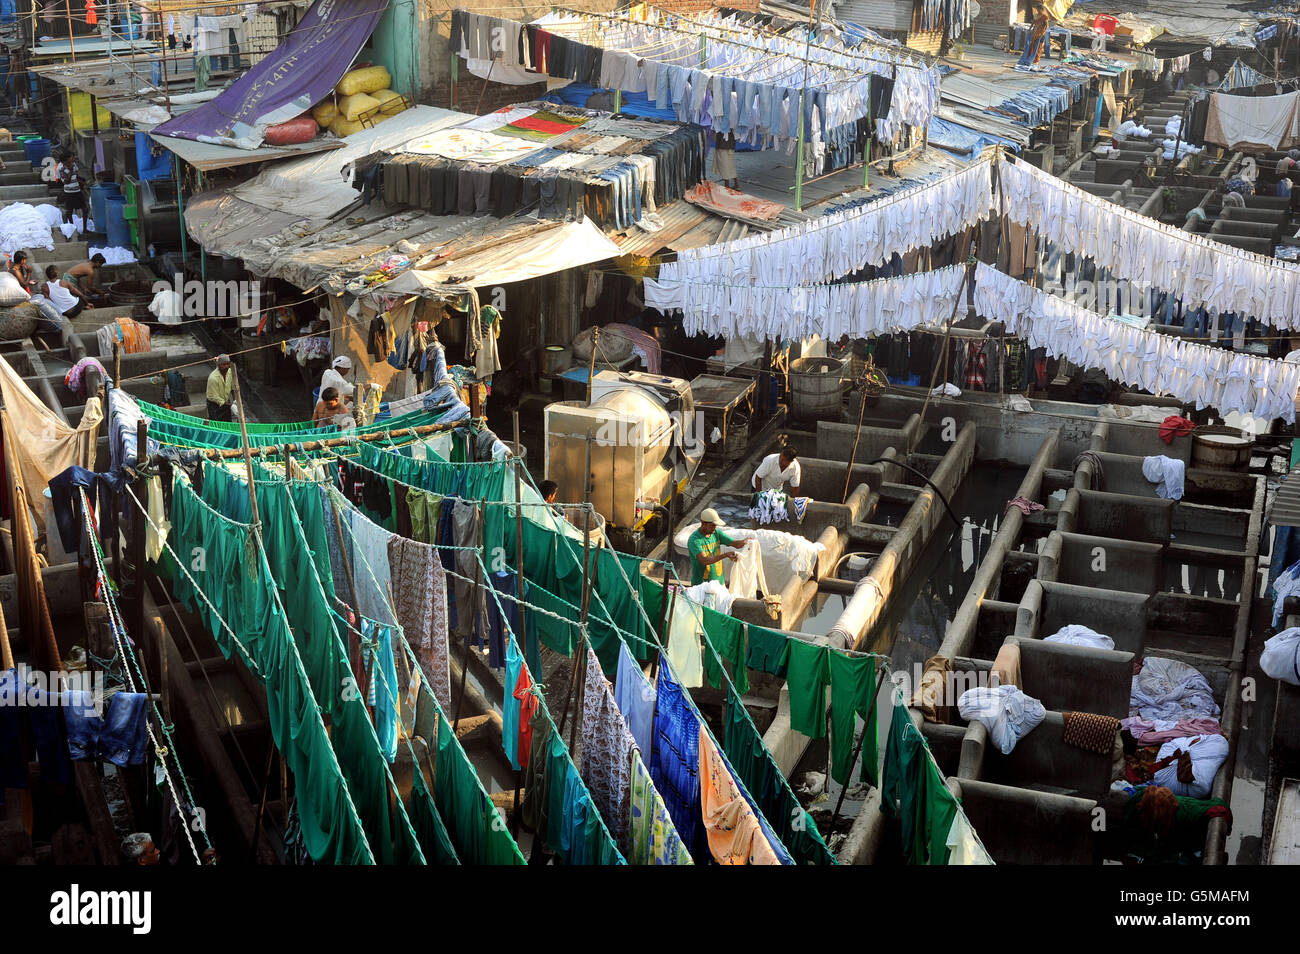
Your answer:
[513,666,538,766]
[86,0,97,26]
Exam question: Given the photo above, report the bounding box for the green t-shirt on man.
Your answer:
[688,527,739,585]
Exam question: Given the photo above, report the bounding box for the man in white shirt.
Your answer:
[319,354,366,418]
[752,446,802,495]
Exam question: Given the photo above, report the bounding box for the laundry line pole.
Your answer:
[793,0,817,211]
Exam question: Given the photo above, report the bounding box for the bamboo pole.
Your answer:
[229,368,262,529]
[558,439,594,737]
[128,417,148,641]
[148,419,466,464]
[510,411,525,832]
[65,0,77,62]
[586,326,599,406]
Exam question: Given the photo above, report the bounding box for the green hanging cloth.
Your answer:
[827,650,879,786]
[783,638,830,739]
[721,697,837,865]
[702,610,749,694]
[881,697,959,864]
[746,624,789,676]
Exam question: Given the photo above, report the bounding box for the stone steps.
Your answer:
[25,240,90,259]
[0,183,53,200]
[0,170,45,186]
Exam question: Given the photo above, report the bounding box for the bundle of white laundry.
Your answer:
[957,685,1046,754]
[1130,657,1221,723]
[1261,627,1300,685]
[1142,455,1185,500]
[0,202,55,254]
[1152,733,1229,798]
[1044,624,1115,649]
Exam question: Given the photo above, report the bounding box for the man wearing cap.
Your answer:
[206,354,234,422]
[688,507,742,586]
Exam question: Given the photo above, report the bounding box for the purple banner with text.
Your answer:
[154,0,390,150]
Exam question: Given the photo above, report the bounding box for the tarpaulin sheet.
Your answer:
[230,106,472,218]
[153,0,390,150]
[378,219,622,292]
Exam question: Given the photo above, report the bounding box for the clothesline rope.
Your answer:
[285,463,802,862]
[170,470,380,864]
[81,489,209,865]
[274,486,439,864]
[319,474,627,862]
[120,480,262,674]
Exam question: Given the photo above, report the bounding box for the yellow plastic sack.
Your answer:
[371,89,406,116]
[338,92,380,122]
[330,116,366,138]
[335,65,391,97]
[311,100,337,125]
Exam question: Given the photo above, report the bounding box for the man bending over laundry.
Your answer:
[688,507,742,586]
[64,253,107,305]
[752,446,802,496]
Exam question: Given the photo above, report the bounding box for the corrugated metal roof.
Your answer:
[151,133,345,171]
[1272,465,1300,528]
[670,215,733,251]
[612,200,711,255]
[29,39,158,58]
[834,0,911,33]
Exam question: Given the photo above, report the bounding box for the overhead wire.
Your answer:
[80,487,210,864]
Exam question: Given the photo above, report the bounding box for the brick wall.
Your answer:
[973,0,1011,27]
[430,73,550,115]
[419,1,760,108]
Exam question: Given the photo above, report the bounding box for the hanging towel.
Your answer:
[650,664,702,856]
[580,646,635,852]
[362,617,400,763]
[614,641,655,754]
[945,811,994,865]
[783,639,830,739]
[828,650,879,786]
[698,724,782,865]
[629,747,693,865]
[665,594,705,688]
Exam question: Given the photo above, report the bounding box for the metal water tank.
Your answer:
[788,356,845,421]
